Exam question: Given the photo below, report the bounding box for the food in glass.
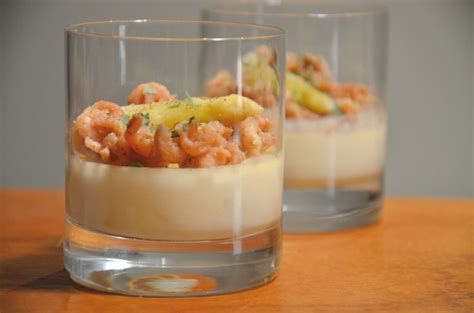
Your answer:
[64,20,284,296]
[203,4,388,232]
[69,88,281,241]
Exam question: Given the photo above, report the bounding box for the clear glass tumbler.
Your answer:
[64,20,285,296]
[203,4,388,232]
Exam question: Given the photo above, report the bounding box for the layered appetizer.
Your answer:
[67,82,282,241]
[207,46,385,189]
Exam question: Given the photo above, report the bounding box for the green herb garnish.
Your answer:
[170,130,180,138]
[182,123,190,132]
[189,116,195,122]
[141,113,150,126]
[168,103,180,109]
[131,161,144,168]
[122,115,131,126]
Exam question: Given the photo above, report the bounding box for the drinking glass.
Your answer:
[203,3,388,232]
[65,19,285,296]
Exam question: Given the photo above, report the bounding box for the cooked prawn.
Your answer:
[74,101,126,162]
[180,119,231,157]
[155,125,188,165]
[286,52,303,73]
[337,98,360,115]
[102,132,133,165]
[255,45,276,65]
[205,71,237,98]
[75,101,125,140]
[225,142,246,165]
[319,82,373,106]
[242,78,277,107]
[125,114,155,158]
[189,147,232,168]
[127,82,175,105]
[240,116,276,156]
[285,92,319,119]
[302,53,333,84]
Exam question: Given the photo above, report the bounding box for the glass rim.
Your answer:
[64,19,285,42]
[203,3,388,19]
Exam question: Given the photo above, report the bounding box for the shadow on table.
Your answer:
[0,246,103,295]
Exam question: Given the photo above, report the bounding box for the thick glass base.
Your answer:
[283,189,382,232]
[64,220,281,297]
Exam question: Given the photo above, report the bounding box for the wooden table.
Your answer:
[0,190,472,312]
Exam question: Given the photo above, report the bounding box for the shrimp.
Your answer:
[255,45,276,65]
[189,147,232,168]
[205,71,237,97]
[302,53,333,84]
[285,92,319,119]
[242,77,278,107]
[75,101,125,140]
[337,98,360,115]
[154,125,188,165]
[240,116,276,157]
[125,114,155,158]
[285,101,319,119]
[180,119,231,157]
[225,142,246,165]
[74,101,126,162]
[179,119,244,167]
[286,52,303,73]
[188,142,245,168]
[102,132,133,165]
[319,82,373,106]
[127,82,175,105]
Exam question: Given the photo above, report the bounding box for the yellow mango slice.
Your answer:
[286,72,336,115]
[122,94,264,128]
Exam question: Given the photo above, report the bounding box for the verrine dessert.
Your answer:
[203,4,388,231]
[283,52,386,189]
[69,87,281,241]
[64,20,285,296]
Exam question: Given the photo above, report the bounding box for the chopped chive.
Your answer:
[168,103,180,109]
[122,115,131,126]
[141,113,150,126]
[131,161,144,167]
[182,123,190,132]
[170,130,180,138]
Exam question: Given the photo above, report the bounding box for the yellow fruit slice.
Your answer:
[122,94,264,128]
[286,72,336,115]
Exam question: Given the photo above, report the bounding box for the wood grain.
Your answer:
[0,190,473,313]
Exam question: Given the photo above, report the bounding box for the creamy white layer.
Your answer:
[284,108,386,188]
[67,154,283,240]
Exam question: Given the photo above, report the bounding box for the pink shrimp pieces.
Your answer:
[180,120,227,157]
[240,116,276,157]
[125,114,155,158]
[75,100,127,163]
[155,125,188,165]
[127,82,175,105]
[180,119,245,168]
[205,71,237,98]
[302,54,333,86]
[286,52,303,73]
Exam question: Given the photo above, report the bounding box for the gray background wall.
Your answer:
[0,0,472,197]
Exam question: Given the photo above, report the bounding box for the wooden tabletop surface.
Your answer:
[0,190,472,313]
